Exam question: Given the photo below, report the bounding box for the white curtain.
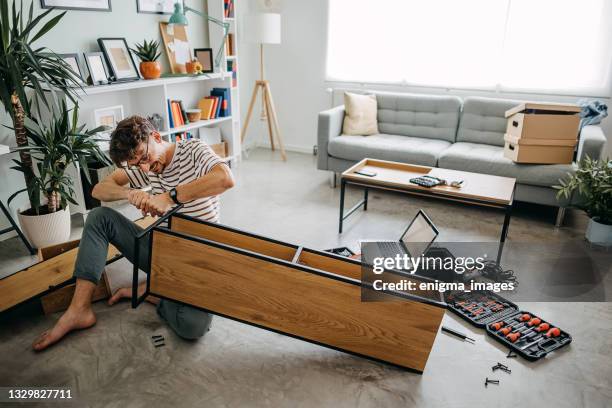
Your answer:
[326,0,612,96]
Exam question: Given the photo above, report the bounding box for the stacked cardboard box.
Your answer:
[504,102,581,164]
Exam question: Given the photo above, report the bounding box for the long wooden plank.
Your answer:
[171,216,297,261]
[0,216,156,312]
[150,230,445,372]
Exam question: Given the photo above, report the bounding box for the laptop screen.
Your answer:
[400,210,439,257]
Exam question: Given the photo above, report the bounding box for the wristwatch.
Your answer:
[168,188,181,204]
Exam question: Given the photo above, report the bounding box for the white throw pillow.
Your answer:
[342,92,379,136]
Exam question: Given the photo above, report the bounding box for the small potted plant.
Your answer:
[8,102,110,248]
[556,156,612,246]
[131,39,162,79]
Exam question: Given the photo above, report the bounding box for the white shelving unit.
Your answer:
[53,1,242,217]
[208,0,241,159]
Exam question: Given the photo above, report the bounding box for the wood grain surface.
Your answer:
[343,158,515,205]
[0,216,156,312]
[171,216,298,261]
[150,230,444,371]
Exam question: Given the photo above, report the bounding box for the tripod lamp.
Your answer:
[241,13,286,161]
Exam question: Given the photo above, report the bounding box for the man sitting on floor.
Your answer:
[33,116,234,351]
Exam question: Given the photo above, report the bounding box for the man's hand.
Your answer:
[127,189,151,211]
[142,192,173,217]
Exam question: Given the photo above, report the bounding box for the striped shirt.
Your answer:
[124,139,226,222]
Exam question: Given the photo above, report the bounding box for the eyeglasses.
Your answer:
[121,136,150,170]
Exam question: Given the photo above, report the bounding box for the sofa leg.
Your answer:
[330,172,337,188]
[555,207,566,228]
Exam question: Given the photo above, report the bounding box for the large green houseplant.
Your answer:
[0,1,82,211]
[556,156,612,245]
[8,102,109,247]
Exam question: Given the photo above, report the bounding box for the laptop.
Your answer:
[369,210,439,261]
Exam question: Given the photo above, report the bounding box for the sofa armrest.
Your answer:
[317,105,345,171]
[577,125,607,161]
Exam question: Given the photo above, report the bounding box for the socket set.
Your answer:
[444,291,572,360]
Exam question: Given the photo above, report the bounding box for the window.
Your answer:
[326,0,612,96]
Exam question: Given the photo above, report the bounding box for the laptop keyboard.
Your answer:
[379,242,404,258]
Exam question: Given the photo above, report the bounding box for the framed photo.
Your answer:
[83,52,109,85]
[97,38,140,82]
[93,105,124,150]
[194,48,214,74]
[41,0,112,12]
[58,53,86,85]
[136,0,181,14]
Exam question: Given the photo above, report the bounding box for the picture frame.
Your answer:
[83,52,110,85]
[194,48,214,74]
[93,105,124,151]
[58,53,86,85]
[97,38,140,82]
[40,0,112,12]
[136,0,181,14]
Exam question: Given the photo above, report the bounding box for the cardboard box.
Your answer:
[504,133,576,164]
[209,141,227,158]
[505,102,581,141]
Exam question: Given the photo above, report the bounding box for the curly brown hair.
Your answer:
[109,116,156,166]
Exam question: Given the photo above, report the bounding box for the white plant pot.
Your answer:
[17,205,71,249]
[585,217,612,246]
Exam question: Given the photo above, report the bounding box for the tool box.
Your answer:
[445,291,572,360]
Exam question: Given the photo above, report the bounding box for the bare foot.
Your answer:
[32,307,96,351]
[108,282,159,306]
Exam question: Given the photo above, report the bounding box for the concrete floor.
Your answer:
[0,148,611,407]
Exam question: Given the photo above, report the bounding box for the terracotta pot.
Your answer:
[140,61,161,79]
[185,61,197,74]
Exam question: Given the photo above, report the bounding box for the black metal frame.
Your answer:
[0,200,35,255]
[128,211,449,371]
[97,38,141,82]
[339,178,516,264]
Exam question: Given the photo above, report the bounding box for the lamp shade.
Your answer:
[244,13,281,44]
[168,2,188,25]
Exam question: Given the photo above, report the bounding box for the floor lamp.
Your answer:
[241,13,286,161]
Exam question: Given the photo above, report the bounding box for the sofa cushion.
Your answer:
[438,142,576,187]
[342,92,379,135]
[457,97,522,146]
[376,92,461,143]
[328,134,452,167]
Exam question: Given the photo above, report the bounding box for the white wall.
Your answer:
[241,0,611,157]
[0,0,211,239]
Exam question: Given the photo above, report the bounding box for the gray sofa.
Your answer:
[317,92,607,224]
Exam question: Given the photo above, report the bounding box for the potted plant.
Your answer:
[8,102,110,248]
[131,39,162,79]
[0,1,83,211]
[556,156,612,246]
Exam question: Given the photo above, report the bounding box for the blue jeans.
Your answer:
[74,207,212,340]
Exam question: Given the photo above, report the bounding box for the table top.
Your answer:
[342,158,516,206]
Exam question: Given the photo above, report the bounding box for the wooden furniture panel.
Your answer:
[150,229,445,372]
[0,216,156,312]
[38,239,110,315]
[171,216,297,261]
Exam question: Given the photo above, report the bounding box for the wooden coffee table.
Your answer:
[339,159,517,262]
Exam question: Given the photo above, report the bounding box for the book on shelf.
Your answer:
[167,99,190,128]
[198,98,216,120]
[224,0,234,18]
[227,60,237,87]
[211,87,231,117]
[225,33,235,56]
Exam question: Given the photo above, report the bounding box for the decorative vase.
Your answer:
[139,61,161,79]
[18,205,71,249]
[585,218,612,246]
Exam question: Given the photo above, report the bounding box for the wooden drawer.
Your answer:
[151,214,446,372]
